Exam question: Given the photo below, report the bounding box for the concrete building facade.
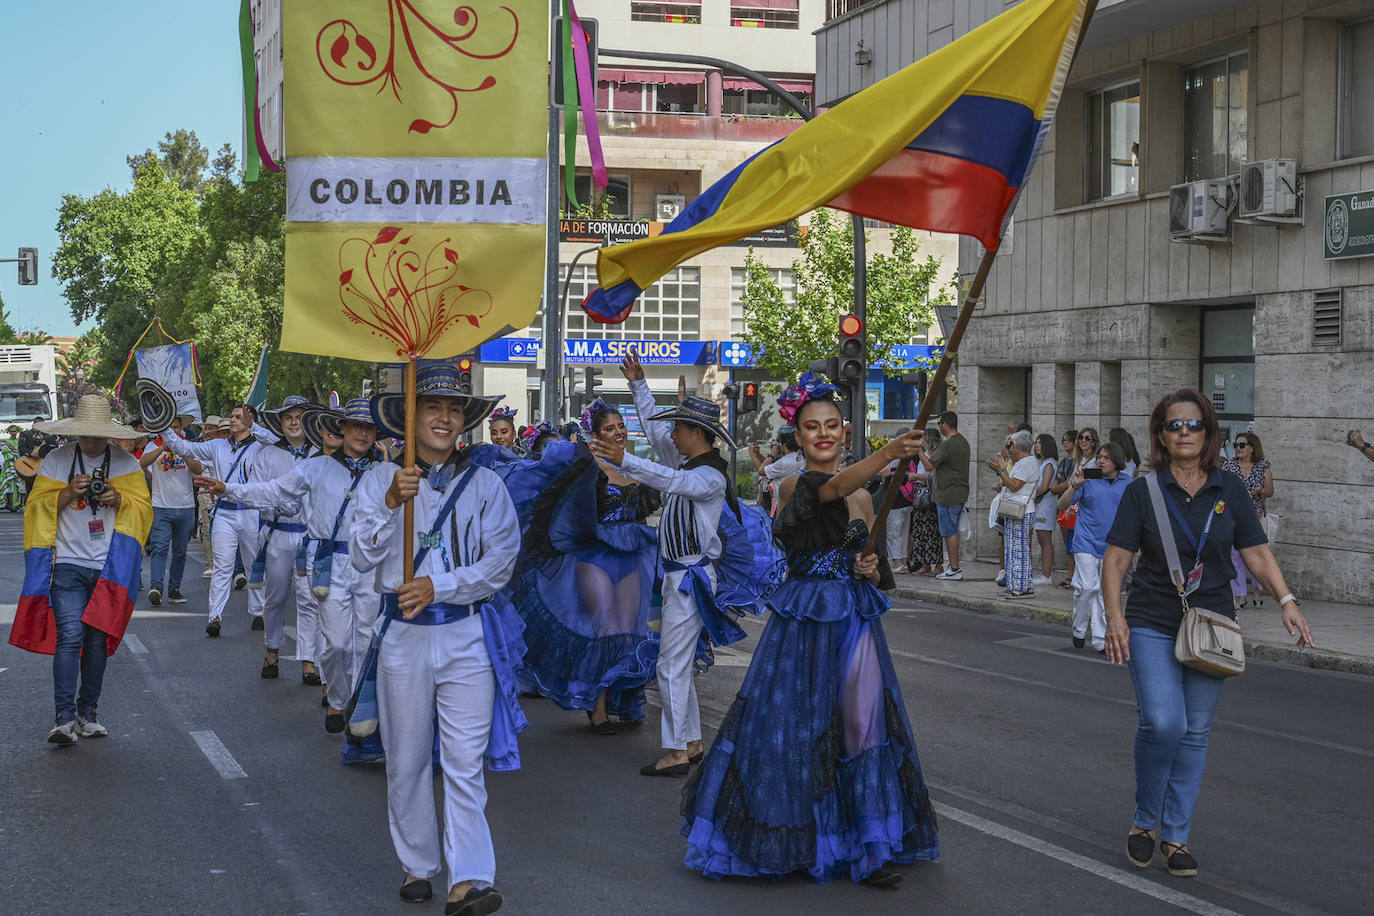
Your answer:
[816,0,1374,601]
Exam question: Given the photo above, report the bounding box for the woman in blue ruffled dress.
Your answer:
[682,374,940,886]
[497,401,660,731]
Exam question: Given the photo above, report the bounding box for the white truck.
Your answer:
[0,344,58,426]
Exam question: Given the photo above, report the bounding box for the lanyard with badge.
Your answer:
[1162,486,1224,596]
[70,445,112,543]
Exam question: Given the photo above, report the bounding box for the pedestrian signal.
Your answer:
[740,382,759,413]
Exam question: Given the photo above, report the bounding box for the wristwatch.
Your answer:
[1362,443,1373,454]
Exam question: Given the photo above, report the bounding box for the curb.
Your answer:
[891,584,1374,678]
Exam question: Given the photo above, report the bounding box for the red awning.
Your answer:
[722,77,813,93]
[730,0,798,8]
[598,68,705,85]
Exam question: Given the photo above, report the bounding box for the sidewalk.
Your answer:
[890,559,1374,677]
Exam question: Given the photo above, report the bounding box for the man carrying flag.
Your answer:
[9,396,153,745]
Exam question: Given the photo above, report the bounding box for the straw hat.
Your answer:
[202,415,224,431]
[38,396,137,439]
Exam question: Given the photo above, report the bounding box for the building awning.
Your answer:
[730,0,798,8]
[599,68,705,85]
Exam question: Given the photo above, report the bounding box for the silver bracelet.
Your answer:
[1279,592,1298,606]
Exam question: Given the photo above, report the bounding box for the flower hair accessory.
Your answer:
[778,370,841,424]
[578,398,612,439]
[489,406,517,424]
[520,421,553,450]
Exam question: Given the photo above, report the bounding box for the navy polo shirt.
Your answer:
[1106,466,1267,636]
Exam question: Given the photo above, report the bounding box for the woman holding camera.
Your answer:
[1101,390,1313,878]
[1057,441,1131,652]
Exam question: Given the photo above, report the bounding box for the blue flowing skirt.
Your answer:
[681,576,940,883]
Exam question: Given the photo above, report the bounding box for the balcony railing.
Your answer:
[825,0,884,22]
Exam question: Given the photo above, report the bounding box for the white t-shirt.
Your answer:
[148,443,195,509]
[43,442,143,571]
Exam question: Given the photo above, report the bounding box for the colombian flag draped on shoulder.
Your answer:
[583,0,1091,323]
[10,452,153,657]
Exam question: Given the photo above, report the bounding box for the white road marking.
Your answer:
[190,730,247,779]
[0,668,8,675]
[997,634,1110,662]
[122,634,147,655]
[940,803,1243,916]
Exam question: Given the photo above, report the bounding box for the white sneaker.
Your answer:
[995,570,1006,586]
[47,720,79,746]
[77,714,108,738]
[202,569,213,579]
[1031,574,1053,587]
[935,568,964,580]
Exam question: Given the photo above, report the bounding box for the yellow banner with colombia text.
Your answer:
[283,0,548,362]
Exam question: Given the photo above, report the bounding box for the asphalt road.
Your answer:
[1,512,1370,915]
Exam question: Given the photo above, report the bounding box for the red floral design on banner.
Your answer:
[316,2,520,134]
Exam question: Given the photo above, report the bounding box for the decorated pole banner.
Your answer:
[134,343,203,421]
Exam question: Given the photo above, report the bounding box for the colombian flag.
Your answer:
[584,0,1092,323]
[9,464,152,656]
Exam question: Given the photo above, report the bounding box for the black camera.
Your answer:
[87,466,109,499]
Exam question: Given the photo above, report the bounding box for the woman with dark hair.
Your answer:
[1102,389,1313,879]
[1050,429,1092,588]
[1109,427,1142,477]
[487,407,521,453]
[907,426,943,575]
[1031,433,1059,586]
[682,373,939,885]
[518,421,557,458]
[496,400,660,730]
[1221,431,1273,608]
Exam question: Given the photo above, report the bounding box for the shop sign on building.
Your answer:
[479,336,715,365]
[1323,191,1374,259]
[559,219,665,244]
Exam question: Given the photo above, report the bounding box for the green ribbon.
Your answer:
[561,0,579,208]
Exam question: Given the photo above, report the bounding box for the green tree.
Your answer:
[127,129,211,195]
[18,330,54,346]
[740,208,948,382]
[0,296,20,345]
[56,329,103,385]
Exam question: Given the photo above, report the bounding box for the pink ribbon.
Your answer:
[568,1,606,189]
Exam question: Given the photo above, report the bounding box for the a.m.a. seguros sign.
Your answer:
[1324,191,1374,259]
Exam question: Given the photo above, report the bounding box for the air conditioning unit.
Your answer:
[1238,158,1300,220]
[655,193,685,221]
[1169,180,1230,241]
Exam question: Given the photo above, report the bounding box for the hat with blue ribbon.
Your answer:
[262,395,326,438]
[646,396,736,449]
[303,397,378,450]
[372,363,502,438]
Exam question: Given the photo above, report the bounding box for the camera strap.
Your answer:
[70,445,113,517]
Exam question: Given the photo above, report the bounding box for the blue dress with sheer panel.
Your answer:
[681,470,940,883]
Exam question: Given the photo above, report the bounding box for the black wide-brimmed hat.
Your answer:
[135,378,180,434]
[262,395,326,438]
[371,364,502,438]
[646,396,736,449]
[303,398,378,450]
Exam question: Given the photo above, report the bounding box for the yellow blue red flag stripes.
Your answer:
[583,0,1091,323]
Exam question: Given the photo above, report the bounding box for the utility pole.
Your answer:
[541,0,564,425]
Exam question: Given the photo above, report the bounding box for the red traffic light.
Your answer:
[839,314,863,337]
[743,382,757,397]
[457,358,474,372]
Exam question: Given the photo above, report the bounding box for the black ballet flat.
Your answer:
[586,712,617,735]
[261,661,279,679]
[862,868,903,888]
[688,751,704,765]
[640,760,690,777]
[302,671,322,686]
[325,712,346,734]
[399,878,433,903]
[445,886,503,916]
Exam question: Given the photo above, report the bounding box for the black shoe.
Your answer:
[1161,842,1198,877]
[325,712,346,733]
[399,878,433,903]
[302,670,322,686]
[1072,636,1086,649]
[321,694,330,708]
[148,587,162,607]
[586,712,617,735]
[261,658,279,679]
[688,751,704,765]
[1127,830,1155,868]
[168,589,187,604]
[445,887,503,916]
[640,760,690,777]
[205,618,222,638]
[234,572,248,591]
[250,616,264,631]
[862,868,903,888]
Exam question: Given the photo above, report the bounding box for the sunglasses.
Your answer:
[1079,435,1096,442]
[1234,441,1250,448]
[1163,419,1207,432]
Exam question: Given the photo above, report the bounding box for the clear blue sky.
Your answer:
[1,1,244,338]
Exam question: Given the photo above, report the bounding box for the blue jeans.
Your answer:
[1127,626,1225,844]
[51,564,109,725]
[148,506,196,591]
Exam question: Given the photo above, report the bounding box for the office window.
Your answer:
[1341,19,1374,157]
[562,265,701,339]
[1183,52,1248,181]
[630,1,701,23]
[1086,81,1140,200]
[730,267,796,338]
[731,1,800,29]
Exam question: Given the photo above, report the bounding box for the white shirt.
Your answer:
[146,442,195,509]
[762,450,804,482]
[162,427,300,518]
[349,460,519,605]
[44,443,142,571]
[225,453,371,543]
[621,378,725,563]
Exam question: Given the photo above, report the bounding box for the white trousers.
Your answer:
[1071,552,1106,651]
[259,529,316,656]
[207,508,264,623]
[318,557,379,711]
[886,506,912,563]
[658,566,711,751]
[378,615,496,890]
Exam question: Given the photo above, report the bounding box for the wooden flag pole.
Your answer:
[862,245,996,556]
[402,356,417,583]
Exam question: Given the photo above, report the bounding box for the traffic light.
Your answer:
[808,357,841,384]
[17,248,38,286]
[552,17,598,106]
[585,366,603,400]
[838,313,864,383]
[457,358,474,394]
[740,381,759,413]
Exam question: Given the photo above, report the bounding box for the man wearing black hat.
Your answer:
[589,348,737,777]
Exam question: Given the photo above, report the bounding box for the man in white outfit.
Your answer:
[195,416,225,579]
[589,348,735,777]
[198,398,380,729]
[350,364,522,916]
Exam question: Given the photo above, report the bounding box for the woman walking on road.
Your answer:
[1101,389,1313,879]
[1221,432,1273,609]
